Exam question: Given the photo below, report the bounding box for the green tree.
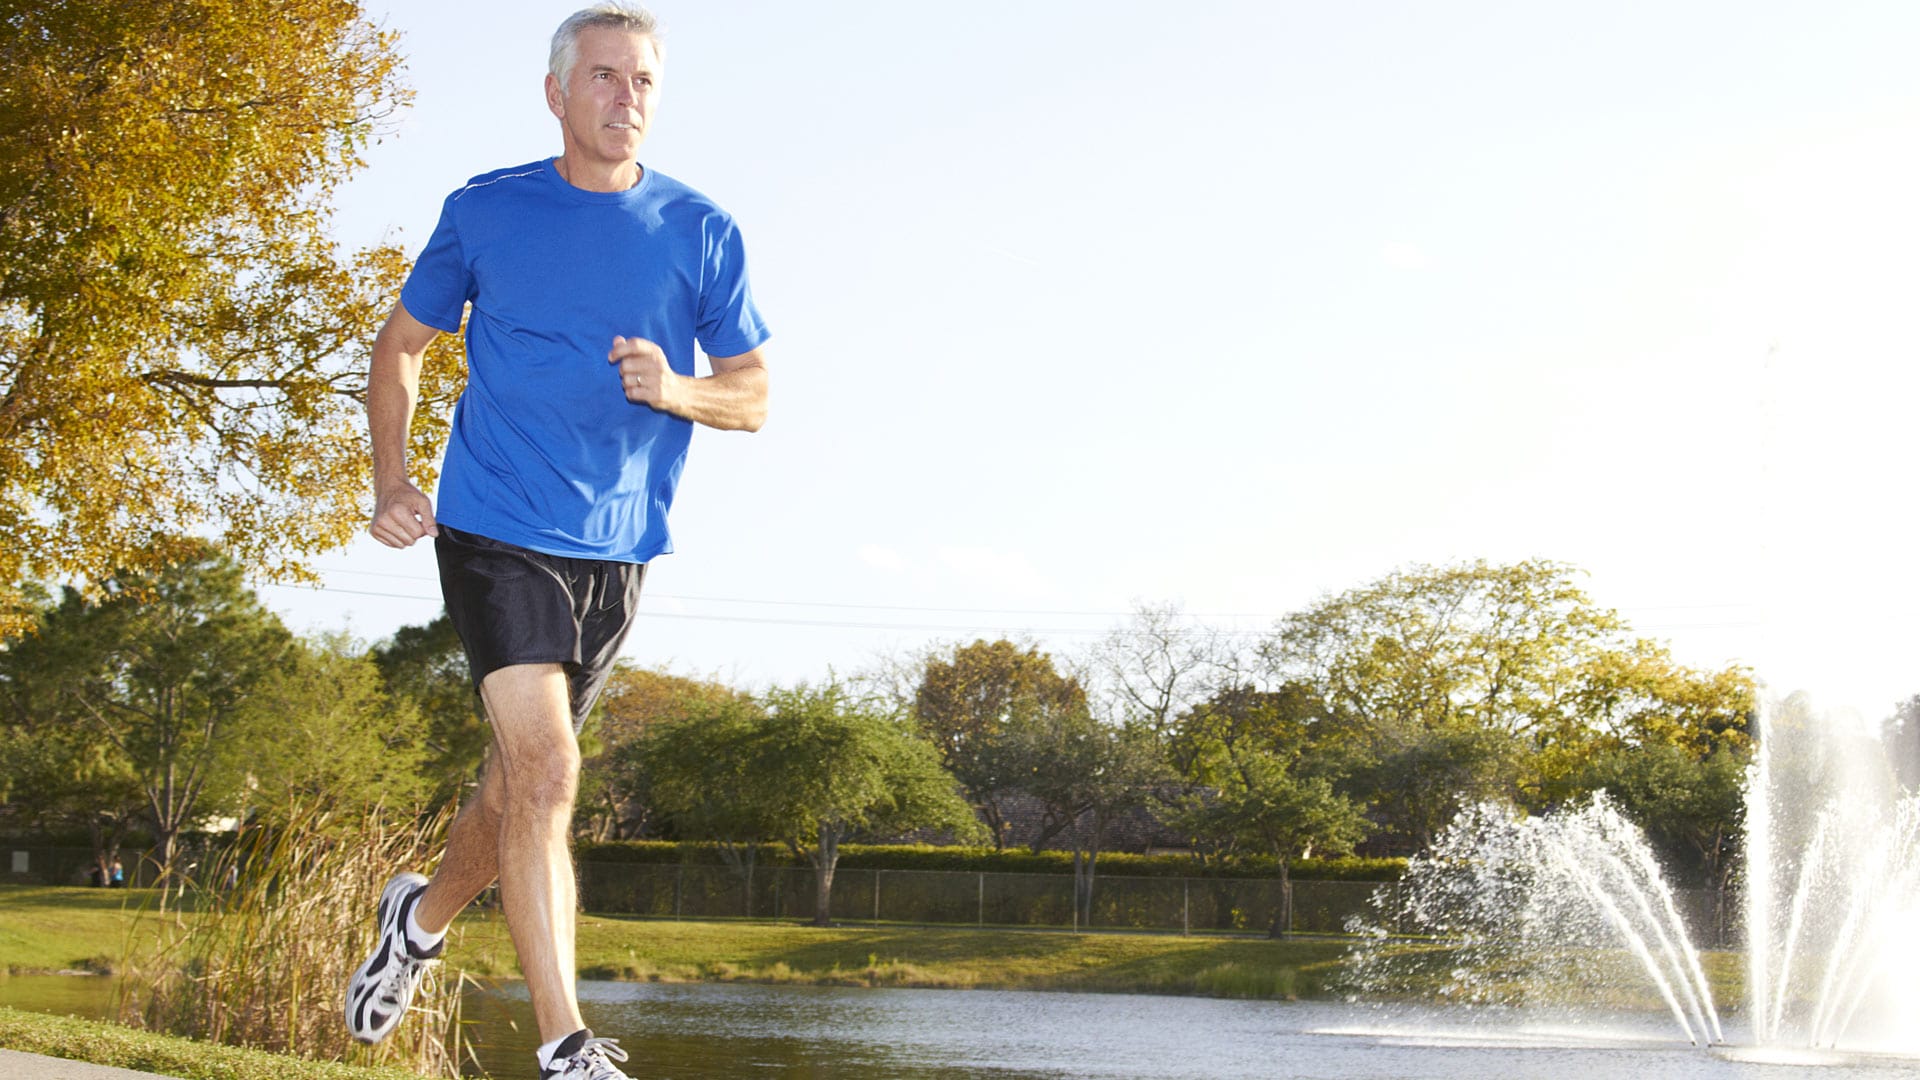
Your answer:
[1565,741,1748,888]
[1267,560,1756,855]
[912,638,1085,849]
[0,0,464,635]
[2,544,291,887]
[0,586,143,883]
[0,723,143,879]
[1268,560,1626,849]
[238,631,430,819]
[756,683,983,926]
[371,615,487,805]
[1535,640,1754,883]
[643,694,781,907]
[1162,685,1370,934]
[1001,704,1167,927]
[578,665,748,842]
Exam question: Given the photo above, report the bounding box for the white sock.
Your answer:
[538,1029,589,1071]
[403,900,445,955]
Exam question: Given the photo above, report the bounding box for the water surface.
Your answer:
[464,980,1920,1079]
[5,975,1916,1078]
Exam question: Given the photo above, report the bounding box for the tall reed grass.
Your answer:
[118,802,472,1078]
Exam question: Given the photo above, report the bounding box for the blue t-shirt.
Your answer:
[400,159,770,563]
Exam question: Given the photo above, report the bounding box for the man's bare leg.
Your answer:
[472,662,586,1042]
[411,763,505,935]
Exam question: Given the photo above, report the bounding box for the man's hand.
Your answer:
[609,335,683,413]
[370,481,440,548]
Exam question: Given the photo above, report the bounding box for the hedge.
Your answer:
[573,840,1405,882]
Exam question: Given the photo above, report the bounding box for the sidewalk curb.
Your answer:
[0,1048,180,1080]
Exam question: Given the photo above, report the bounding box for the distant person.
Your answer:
[109,859,123,888]
[344,5,770,1079]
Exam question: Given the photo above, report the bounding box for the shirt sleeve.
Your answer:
[399,192,476,333]
[695,217,772,358]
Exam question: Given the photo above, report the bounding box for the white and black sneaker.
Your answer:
[344,871,441,1043]
[539,1029,633,1080]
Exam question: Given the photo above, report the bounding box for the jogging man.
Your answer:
[345,6,769,1078]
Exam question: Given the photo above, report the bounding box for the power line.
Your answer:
[295,568,1285,619]
[258,582,1216,635]
[265,581,1763,635]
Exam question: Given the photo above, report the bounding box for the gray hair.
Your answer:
[550,3,664,88]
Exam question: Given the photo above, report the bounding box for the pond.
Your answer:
[3,975,1916,1079]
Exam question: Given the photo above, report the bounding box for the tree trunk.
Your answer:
[1267,861,1292,939]
[1072,847,1101,928]
[811,824,840,927]
[87,813,122,889]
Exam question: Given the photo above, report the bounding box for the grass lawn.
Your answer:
[0,1007,424,1080]
[1,884,1353,1000]
[0,885,196,975]
[0,884,1750,1007]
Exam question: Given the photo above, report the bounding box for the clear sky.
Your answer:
[271,0,1920,725]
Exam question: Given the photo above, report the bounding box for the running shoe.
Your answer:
[539,1029,633,1080]
[344,871,440,1043]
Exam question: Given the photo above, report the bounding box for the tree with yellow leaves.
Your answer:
[0,0,463,631]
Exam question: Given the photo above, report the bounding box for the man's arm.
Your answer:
[609,337,769,432]
[367,302,444,548]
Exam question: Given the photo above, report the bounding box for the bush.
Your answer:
[572,840,1405,881]
[120,803,469,1077]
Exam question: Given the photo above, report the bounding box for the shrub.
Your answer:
[573,839,1405,881]
[119,803,468,1077]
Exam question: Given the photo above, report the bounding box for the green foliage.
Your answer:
[1162,684,1371,922]
[913,638,1086,848]
[0,622,147,880]
[572,839,1405,882]
[1001,708,1165,850]
[1563,741,1747,887]
[646,681,984,925]
[576,664,750,841]
[642,690,779,897]
[237,631,431,818]
[370,615,486,805]
[1265,559,1754,854]
[754,682,987,851]
[996,702,1169,922]
[0,1007,429,1080]
[0,543,293,885]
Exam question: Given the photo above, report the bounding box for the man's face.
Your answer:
[546,28,662,167]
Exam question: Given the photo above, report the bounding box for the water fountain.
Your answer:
[1744,699,1920,1052]
[1348,695,1920,1056]
[1346,794,1724,1044]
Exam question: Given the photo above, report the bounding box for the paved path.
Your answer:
[0,1048,180,1079]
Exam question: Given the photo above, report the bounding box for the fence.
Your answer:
[577,862,1740,943]
[578,862,1397,936]
[3,844,1736,944]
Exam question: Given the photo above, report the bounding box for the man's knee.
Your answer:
[500,745,581,815]
[479,663,581,815]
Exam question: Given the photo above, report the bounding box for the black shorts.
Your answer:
[435,525,646,731]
